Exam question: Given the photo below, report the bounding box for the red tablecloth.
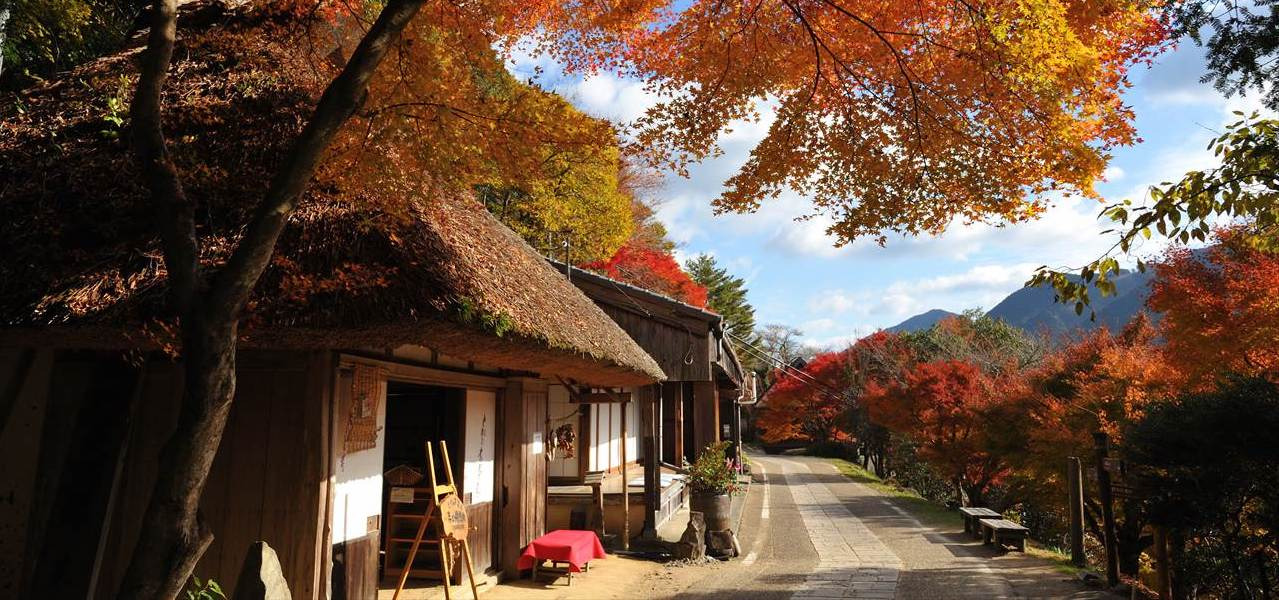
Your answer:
[516,529,606,573]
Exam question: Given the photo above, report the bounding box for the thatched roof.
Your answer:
[0,4,663,386]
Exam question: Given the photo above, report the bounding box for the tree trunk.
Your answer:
[116,0,426,597]
[116,318,237,600]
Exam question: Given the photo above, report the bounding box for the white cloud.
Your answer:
[808,291,863,315]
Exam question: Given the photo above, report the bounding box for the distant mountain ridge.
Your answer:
[886,309,962,333]
[887,269,1157,337]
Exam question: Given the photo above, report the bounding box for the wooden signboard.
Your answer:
[393,441,478,600]
[389,487,416,504]
[440,493,469,539]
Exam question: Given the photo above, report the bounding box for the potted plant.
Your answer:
[686,441,742,532]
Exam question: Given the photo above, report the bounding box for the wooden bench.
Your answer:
[979,518,1029,552]
[959,507,1001,538]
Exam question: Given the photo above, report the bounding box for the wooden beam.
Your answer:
[620,400,629,550]
[572,392,631,404]
[639,385,660,539]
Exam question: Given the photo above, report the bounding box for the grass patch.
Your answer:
[1026,543,1090,576]
[828,458,1099,578]
[827,458,962,530]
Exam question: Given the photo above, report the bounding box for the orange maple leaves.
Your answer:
[1149,229,1279,385]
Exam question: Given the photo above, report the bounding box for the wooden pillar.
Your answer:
[619,398,629,550]
[1094,432,1120,588]
[498,379,522,577]
[640,385,660,539]
[1067,457,1085,567]
[661,382,683,466]
[691,381,718,459]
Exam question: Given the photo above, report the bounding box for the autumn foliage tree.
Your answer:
[581,242,708,307]
[1003,315,1181,574]
[865,360,1011,506]
[1148,228,1279,385]
[757,348,857,444]
[614,0,1167,244]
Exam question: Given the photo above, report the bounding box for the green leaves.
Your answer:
[185,577,226,600]
[1033,114,1279,310]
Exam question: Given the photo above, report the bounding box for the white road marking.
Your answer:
[741,462,769,565]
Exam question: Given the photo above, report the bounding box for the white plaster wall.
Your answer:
[545,385,578,479]
[625,395,639,463]
[608,403,621,469]
[463,389,496,503]
[331,376,387,545]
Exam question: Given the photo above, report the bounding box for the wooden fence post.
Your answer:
[1068,457,1086,567]
[1094,432,1120,588]
[1153,526,1171,600]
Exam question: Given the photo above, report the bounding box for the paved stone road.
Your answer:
[673,454,1115,600]
[787,463,902,599]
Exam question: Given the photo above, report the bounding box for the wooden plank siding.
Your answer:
[692,381,720,459]
[595,305,711,381]
[498,379,548,577]
[92,351,329,599]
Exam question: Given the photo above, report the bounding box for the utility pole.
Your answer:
[1068,457,1086,567]
[1094,432,1120,588]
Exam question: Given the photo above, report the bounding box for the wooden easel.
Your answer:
[392,441,479,600]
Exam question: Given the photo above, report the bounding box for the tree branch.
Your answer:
[205,0,425,323]
[131,0,199,314]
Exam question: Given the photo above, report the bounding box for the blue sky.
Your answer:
[511,39,1270,349]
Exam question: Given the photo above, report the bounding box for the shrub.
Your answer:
[686,441,743,496]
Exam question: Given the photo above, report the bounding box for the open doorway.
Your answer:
[379,381,465,593]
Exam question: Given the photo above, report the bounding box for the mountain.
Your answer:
[885,270,1157,337]
[887,309,962,333]
[985,269,1154,337]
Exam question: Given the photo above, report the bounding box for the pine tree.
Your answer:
[684,254,758,360]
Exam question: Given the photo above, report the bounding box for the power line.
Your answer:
[727,331,850,403]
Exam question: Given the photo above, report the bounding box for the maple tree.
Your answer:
[757,347,856,444]
[604,0,1167,244]
[1147,227,1279,385]
[864,359,1011,506]
[581,241,708,307]
[1004,316,1181,574]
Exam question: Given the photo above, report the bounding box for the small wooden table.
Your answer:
[517,530,607,586]
[979,518,1029,552]
[959,507,1001,538]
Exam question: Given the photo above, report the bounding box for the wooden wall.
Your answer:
[596,305,711,381]
[94,351,330,599]
[692,381,720,459]
[498,379,547,576]
[465,503,493,575]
